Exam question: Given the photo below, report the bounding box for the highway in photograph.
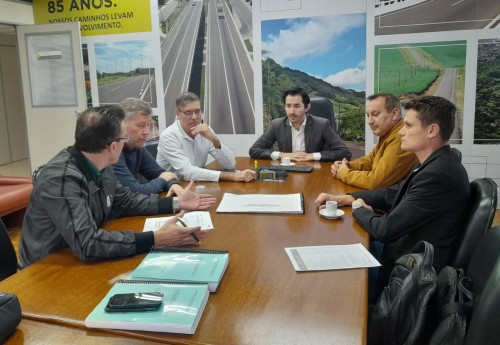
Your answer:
[206,0,254,134]
[375,0,500,35]
[161,1,203,125]
[98,74,156,106]
[160,0,254,133]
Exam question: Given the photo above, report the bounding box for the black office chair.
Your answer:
[0,218,18,281]
[464,225,500,345]
[450,177,498,269]
[308,96,336,130]
[144,139,159,160]
[32,164,46,183]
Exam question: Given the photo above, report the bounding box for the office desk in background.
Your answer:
[1,158,368,345]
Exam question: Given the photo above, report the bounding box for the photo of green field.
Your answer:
[375,41,466,142]
[474,39,500,145]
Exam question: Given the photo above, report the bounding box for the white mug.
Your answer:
[196,185,206,194]
[325,201,338,216]
[281,157,291,165]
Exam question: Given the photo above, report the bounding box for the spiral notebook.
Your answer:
[85,279,209,334]
[129,246,229,292]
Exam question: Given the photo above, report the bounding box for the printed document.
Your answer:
[143,211,213,231]
[216,193,304,214]
[285,243,381,271]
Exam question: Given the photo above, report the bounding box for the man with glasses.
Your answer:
[113,98,184,195]
[157,92,256,182]
[331,93,418,189]
[19,105,216,268]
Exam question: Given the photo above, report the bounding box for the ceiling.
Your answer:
[0,0,33,35]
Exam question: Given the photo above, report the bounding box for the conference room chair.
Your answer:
[0,218,18,281]
[144,138,159,160]
[309,96,336,130]
[32,164,46,183]
[450,177,498,269]
[464,225,500,345]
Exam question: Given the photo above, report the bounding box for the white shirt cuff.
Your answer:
[313,152,321,161]
[270,151,280,160]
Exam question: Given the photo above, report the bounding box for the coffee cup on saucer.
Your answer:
[325,201,338,216]
[281,157,291,165]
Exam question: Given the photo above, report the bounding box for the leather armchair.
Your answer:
[450,177,498,269]
[0,175,33,218]
[309,96,336,130]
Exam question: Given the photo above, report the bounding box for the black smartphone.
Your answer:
[105,292,163,312]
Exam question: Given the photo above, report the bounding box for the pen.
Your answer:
[254,160,258,170]
[178,218,200,243]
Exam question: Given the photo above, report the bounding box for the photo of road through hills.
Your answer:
[261,14,367,143]
[159,0,254,134]
[374,41,466,142]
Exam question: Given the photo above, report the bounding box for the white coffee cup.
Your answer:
[196,185,206,193]
[281,157,291,165]
[325,201,338,216]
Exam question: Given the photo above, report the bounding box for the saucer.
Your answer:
[319,208,345,220]
[280,162,295,166]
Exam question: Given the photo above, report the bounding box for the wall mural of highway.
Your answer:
[159,0,255,134]
[374,41,466,143]
[95,40,157,108]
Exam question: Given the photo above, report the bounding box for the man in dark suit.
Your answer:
[249,88,351,162]
[316,96,470,290]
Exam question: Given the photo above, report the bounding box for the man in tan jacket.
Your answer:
[331,93,417,190]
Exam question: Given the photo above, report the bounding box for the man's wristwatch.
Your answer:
[352,203,363,210]
[173,197,180,213]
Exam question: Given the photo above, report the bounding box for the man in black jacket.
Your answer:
[316,96,470,289]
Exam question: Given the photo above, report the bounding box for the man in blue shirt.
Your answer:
[114,98,184,196]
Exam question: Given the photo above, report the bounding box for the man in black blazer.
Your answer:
[249,88,351,162]
[316,96,470,291]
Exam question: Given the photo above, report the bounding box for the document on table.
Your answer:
[143,211,214,231]
[285,243,381,271]
[216,193,304,214]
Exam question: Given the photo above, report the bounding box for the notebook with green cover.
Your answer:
[85,279,209,334]
[129,246,229,292]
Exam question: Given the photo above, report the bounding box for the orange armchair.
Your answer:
[0,175,33,218]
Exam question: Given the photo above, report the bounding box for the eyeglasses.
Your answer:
[108,136,129,145]
[178,109,203,117]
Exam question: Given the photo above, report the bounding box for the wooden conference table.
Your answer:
[1,158,368,345]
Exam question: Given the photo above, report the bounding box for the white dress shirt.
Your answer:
[156,120,236,181]
[270,117,321,160]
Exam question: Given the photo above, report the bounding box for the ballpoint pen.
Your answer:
[254,160,258,170]
[178,218,200,243]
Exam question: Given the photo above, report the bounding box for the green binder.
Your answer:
[85,279,209,334]
[130,246,229,292]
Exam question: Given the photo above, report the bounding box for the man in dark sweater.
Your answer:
[113,98,183,196]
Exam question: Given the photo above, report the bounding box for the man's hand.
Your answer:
[178,181,216,210]
[166,183,184,197]
[352,198,374,212]
[227,169,257,182]
[159,171,178,182]
[315,193,355,209]
[190,124,221,148]
[331,161,341,178]
[153,212,207,246]
[281,152,314,162]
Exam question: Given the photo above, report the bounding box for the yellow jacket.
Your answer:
[337,120,418,190]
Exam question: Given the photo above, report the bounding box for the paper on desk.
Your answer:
[143,211,214,231]
[216,192,304,214]
[285,243,381,271]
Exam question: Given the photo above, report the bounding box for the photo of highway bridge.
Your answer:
[374,0,500,35]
